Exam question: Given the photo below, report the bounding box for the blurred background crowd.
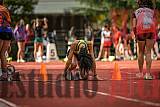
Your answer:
[7,18,160,62]
[3,0,160,62]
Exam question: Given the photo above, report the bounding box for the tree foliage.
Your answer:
[4,0,38,24]
[76,0,160,24]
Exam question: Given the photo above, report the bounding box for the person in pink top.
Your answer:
[132,0,157,79]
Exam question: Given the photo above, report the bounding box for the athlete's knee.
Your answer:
[146,52,151,58]
[21,48,25,52]
[138,53,144,60]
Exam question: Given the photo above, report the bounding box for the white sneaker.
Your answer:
[144,73,153,80]
[101,58,107,62]
[37,58,42,63]
[20,59,25,62]
[136,72,143,78]
[130,56,134,60]
[95,58,100,61]
[17,59,20,63]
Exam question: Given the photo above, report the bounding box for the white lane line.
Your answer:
[4,79,159,107]
[86,90,160,107]
[0,98,17,107]
[52,81,160,107]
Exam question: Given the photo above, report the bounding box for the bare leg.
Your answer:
[104,50,107,59]
[107,48,110,58]
[39,43,43,58]
[0,40,11,71]
[0,40,3,69]
[68,55,78,71]
[96,42,104,60]
[154,42,160,58]
[137,40,145,73]
[17,42,22,61]
[145,39,154,73]
[34,43,38,60]
[64,55,78,80]
[20,42,25,60]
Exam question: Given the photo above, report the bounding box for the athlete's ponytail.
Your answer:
[78,47,93,73]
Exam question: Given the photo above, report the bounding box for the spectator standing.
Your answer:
[25,23,34,43]
[84,25,93,41]
[96,25,112,61]
[33,18,48,62]
[14,19,27,62]
[112,25,123,60]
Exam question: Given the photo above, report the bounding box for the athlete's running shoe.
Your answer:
[0,72,8,81]
[144,73,153,80]
[136,72,143,78]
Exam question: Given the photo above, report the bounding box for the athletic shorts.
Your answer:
[34,37,43,43]
[0,32,13,40]
[136,33,154,41]
[17,40,25,42]
[104,41,111,48]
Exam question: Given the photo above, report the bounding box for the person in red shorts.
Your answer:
[132,0,157,79]
[112,25,123,60]
[101,25,112,61]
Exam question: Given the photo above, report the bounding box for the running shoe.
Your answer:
[20,59,25,62]
[0,72,8,81]
[144,73,154,80]
[101,58,108,62]
[136,72,143,78]
[95,58,100,61]
[17,59,20,63]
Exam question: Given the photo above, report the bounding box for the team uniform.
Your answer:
[102,30,112,49]
[0,5,13,40]
[133,2,157,80]
[133,7,156,41]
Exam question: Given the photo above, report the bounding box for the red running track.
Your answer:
[0,60,160,107]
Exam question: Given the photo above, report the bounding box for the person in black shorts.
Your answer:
[0,0,13,80]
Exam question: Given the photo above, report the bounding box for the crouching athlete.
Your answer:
[64,40,98,80]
